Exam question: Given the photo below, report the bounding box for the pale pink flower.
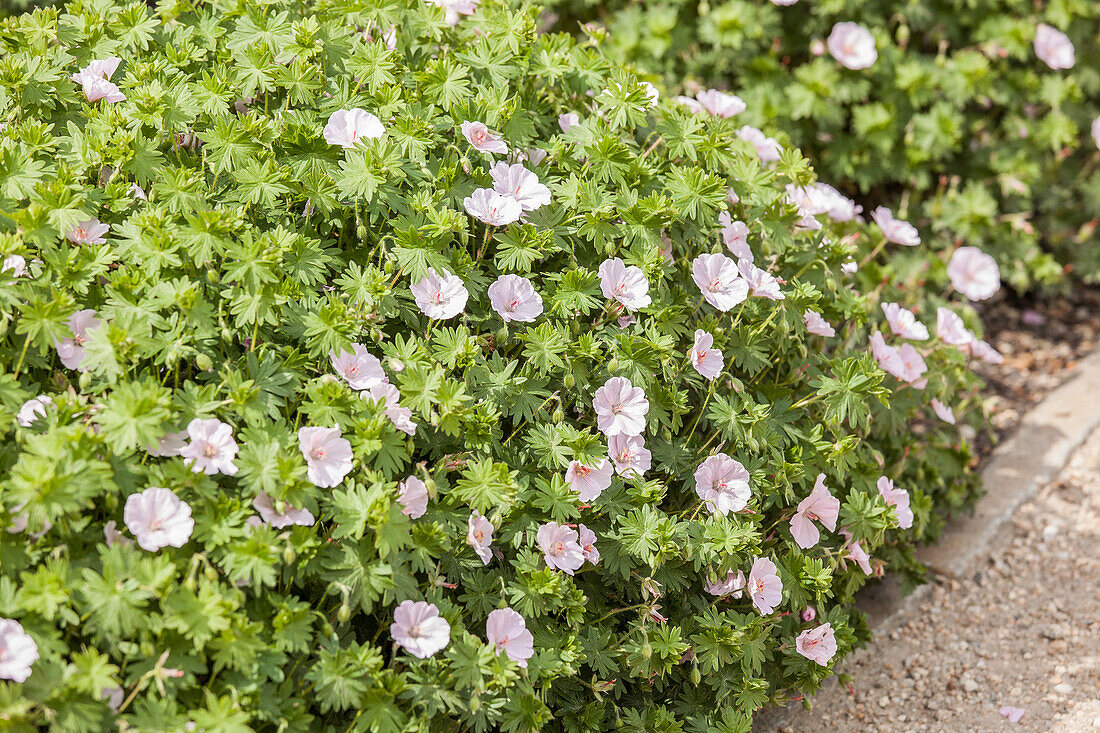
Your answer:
[598,257,651,311]
[704,570,745,597]
[692,253,748,311]
[801,606,816,622]
[363,383,418,435]
[738,260,784,300]
[330,344,387,390]
[578,524,599,565]
[690,329,724,380]
[593,376,649,437]
[77,57,122,81]
[54,308,100,371]
[931,398,956,425]
[969,339,1004,365]
[426,0,478,25]
[146,431,186,457]
[463,188,523,226]
[870,332,926,385]
[564,459,613,501]
[467,512,494,565]
[1092,116,1100,151]
[298,426,354,488]
[411,268,469,319]
[719,212,752,261]
[841,531,873,575]
[72,58,125,103]
[804,310,835,337]
[16,395,51,427]
[827,22,877,70]
[726,188,740,205]
[558,113,580,132]
[841,260,857,275]
[488,274,543,322]
[947,246,1000,301]
[2,255,26,277]
[103,520,131,547]
[673,95,705,114]
[490,163,551,212]
[898,344,928,387]
[391,600,450,658]
[536,521,585,574]
[877,476,913,529]
[608,434,651,477]
[770,0,798,5]
[461,121,508,154]
[1034,23,1074,70]
[936,308,973,346]
[0,619,38,683]
[789,474,840,549]
[180,418,239,475]
[999,706,1026,723]
[694,454,751,516]
[812,183,862,222]
[397,476,429,519]
[871,207,920,246]
[100,686,124,712]
[696,89,746,118]
[129,183,147,201]
[486,607,534,667]
[796,623,837,666]
[253,491,315,528]
[747,557,783,615]
[66,218,110,244]
[123,487,194,552]
[737,125,781,162]
[881,302,928,340]
[323,109,384,148]
[515,147,548,166]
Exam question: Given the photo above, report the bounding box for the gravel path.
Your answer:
[764,424,1100,732]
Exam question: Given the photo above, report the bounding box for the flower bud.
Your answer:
[321,622,334,637]
[203,566,219,581]
[607,357,619,374]
[195,353,213,371]
[283,544,296,564]
[78,370,93,391]
[337,603,351,623]
[551,407,564,423]
[690,665,701,686]
[801,606,816,622]
[563,372,575,389]
[641,642,652,660]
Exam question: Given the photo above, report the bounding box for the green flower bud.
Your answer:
[607,357,619,374]
[283,544,296,564]
[641,643,652,660]
[195,353,213,371]
[337,603,351,623]
[551,407,564,423]
[321,622,334,637]
[563,371,575,389]
[690,665,701,686]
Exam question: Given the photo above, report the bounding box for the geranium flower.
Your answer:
[411,268,469,319]
[397,476,429,519]
[463,188,523,226]
[871,207,920,246]
[827,22,877,70]
[947,246,1000,301]
[1092,116,1100,151]
[490,163,551,212]
[696,89,745,118]
[738,260,784,300]
[146,431,186,457]
[1034,23,1074,70]
[391,600,450,658]
[2,255,26,277]
[558,113,580,132]
[16,395,52,427]
[870,332,926,385]
[841,260,857,275]
[54,309,101,371]
[704,570,745,597]
[598,257,652,311]
[0,619,38,683]
[673,95,705,114]
[298,426,354,488]
[330,344,387,390]
[813,183,862,222]
[488,274,543,323]
[931,398,956,425]
[935,308,973,346]
[461,121,508,154]
[323,109,385,148]
[898,344,928,387]
[803,310,835,337]
[103,520,131,547]
[796,623,837,666]
[71,58,125,103]
[747,557,783,615]
[467,512,494,565]
[592,376,648,437]
[737,125,781,162]
[66,218,110,245]
[362,383,418,435]
[719,212,752,261]
[690,329,724,380]
[692,253,748,311]
[608,434,651,477]
[694,454,751,515]
[841,530,873,575]
[564,459,613,501]
[516,147,548,166]
[486,608,534,667]
[789,474,840,549]
[254,491,315,528]
[123,487,194,552]
[877,476,913,529]
[180,418,239,476]
[969,339,1004,365]
[536,521,585,574]
[881,303,928,340]
[770,0,798,5]
[578,524,599,565]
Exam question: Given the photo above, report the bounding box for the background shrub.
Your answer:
[0,0,983,729]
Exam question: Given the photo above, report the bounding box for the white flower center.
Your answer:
[203,443,218,457]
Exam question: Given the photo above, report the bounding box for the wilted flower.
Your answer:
[180,418,239,476]
[694,454,751,515]
[397,476,429,519]
[931,398,956,424]
[391,600,450,658]
[411,268,469,319]
[737,125,781,162]
[608,434,652,477]
[16,395,52,427]
[103,520,131,547]
[71,58,125,103]
[747,557,783,615]
[330,344,387,390]
[564,459,613,501]
[969,339,1004,365]
[871,207,921,246]
[466,512,494,565]
[463,188,523,226]
[298,426,354,488]
[598,257,652,311]
[362,382,418,435]
[947,246,1000,301]
[558,112,580,132]
[789,474,840,549]
[2,254,26,277]
[578,524,599,565]
[0,619,38,683]
[486,607,534,667]
[692,253,748,311]
[66,218,110,245]
[696,89,746,118]
[796,623,838,666]
[877,476,914,529]
[999,706,1026,723]
[881,303,928,340]
[323,109,385,148]
[124,487,195,552]
[804,310,836,337]
[253,491,315,528]
[841,531,873,575]
[54,308,101,371]
[461,121,508,154]
[146,431,186,457]
[690,329,724,380]
[738,260,784,300]
[537,521,585,574]
[592,376,649,437]
[1033,23,1074,70]
[827,22,878,70]
[488,274,543,323]
[490,162,551,212]
[935,308,973,346]
[704,570,746,597]
[719,212,752,261]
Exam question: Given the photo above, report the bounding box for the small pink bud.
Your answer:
[801,606,816,622]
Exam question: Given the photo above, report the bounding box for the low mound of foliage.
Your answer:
[0,0,984,729]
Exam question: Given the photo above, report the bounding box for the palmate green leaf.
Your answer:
[452,459,518,513]
[93,377,172,453]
